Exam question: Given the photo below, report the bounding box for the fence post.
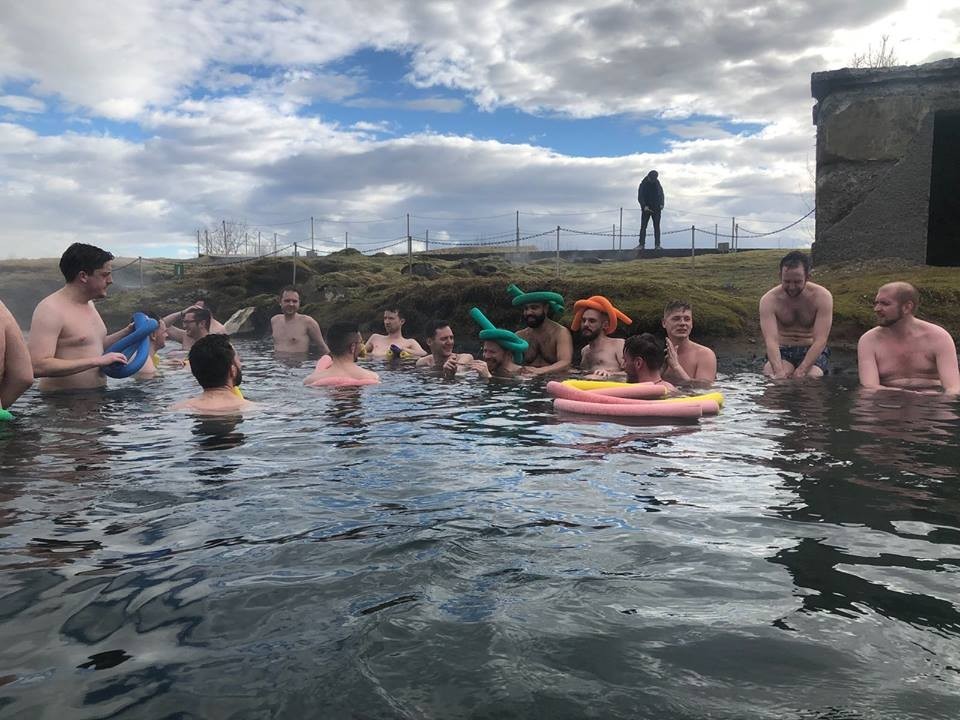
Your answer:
[515,210,520,249]
[222,220,227,253]
[714,223,718,249]
[555,225,560,277]
[691,225,695,268]
[139,256,143,295]
[274,232,277,260]
[731,217,736,252]
[258,231,261,256]
[196,229,200,257]
[204,229,209,255]
[735,223,739,252]
[310,216,315,253]
[425,229,429,252]
[406,213,412,274]
[345,231,348,250]
[293,243,298,284]
[619,207,623,250]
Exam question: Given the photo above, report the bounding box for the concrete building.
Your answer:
[811,58,960,266]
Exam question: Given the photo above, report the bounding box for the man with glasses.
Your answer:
[164,306,212,352]
[28,243,133,392]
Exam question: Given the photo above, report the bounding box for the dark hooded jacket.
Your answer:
[638,175,665,210]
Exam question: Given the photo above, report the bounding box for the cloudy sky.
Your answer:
[0,0,957,258]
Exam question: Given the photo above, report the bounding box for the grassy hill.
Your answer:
[4,250,960,350]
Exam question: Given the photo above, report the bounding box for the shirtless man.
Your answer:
[163,297,225,342]
[759,251,833,379]
[0,299,33,409]
[170,334,254,413]
[28,243,133,392]
[516,301,572,376]
[164,306,211,352]
[305,321,380,385]
[271,286,329,354]
[661,300,717,385]
[623,333,676,392]
[416,319,482,379]
[364,308,426,358]
[857,282,960,394]
[476,339,523,379]
[134,311,166,379]
[579,308,625,378]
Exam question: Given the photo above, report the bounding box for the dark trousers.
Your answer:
[639,209,661,248]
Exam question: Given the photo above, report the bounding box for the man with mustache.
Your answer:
[759,251,833,379]
[515,299,572,376]
[857,282,959,394]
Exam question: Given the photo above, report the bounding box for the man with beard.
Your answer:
[571,295,633,377]
[416,319,484,378]
[170,334,255,413]
[271,286,329,354]
[661,300,716,385]
[857,282,959,394]
[364,307,426,358]
[476,339,524,379]
[623,333,676,392]
[759,251,833,379]
[305,321,380,385]
[28,243,133,392]
[514,299,572,376]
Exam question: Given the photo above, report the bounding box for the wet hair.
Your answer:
[184,307,212,330]
[624,333,664,372]
[327,321,360,356]
[59,243,114,282]
[280,285,301,299]
[779,251,811,276]
[188,334,235,389]
[663,300,691,316]
[426,318,451,338]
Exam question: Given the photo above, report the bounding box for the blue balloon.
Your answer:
[102,312,159,379]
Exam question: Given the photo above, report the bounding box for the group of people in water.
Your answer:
[0,243,957,418]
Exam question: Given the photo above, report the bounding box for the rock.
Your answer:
[401,262,441,279]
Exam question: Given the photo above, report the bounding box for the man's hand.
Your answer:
[664,338,682,371]
[472,360,491,378]
[591,368,613,379]
[95,352,129,368]
[773,365,793,380]
[442,355,459,377]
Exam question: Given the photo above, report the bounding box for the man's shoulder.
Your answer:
[759,286,781,305]
[806,281,833,300]
[545,319,571,336]
[415,355,435,367]
[690,340,716,358]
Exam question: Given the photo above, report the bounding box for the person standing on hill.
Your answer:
[637,170,665,251]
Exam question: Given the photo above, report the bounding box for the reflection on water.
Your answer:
[1,348,959,719]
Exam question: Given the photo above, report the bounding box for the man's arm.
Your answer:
[794,290,834,377]
[28,306,126,377]
[162,307,191,343]
[857,333,882,389]
[934,331,960,394]
[758,292,788,378]
[694,347,718,383]
[403,338,427,357]
[306,318,330,355]
[0,304,34,408]
[523,329,573,376]
[104,322,134,348]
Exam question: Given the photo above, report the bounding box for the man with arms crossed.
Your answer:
[661,300,717,385]
[759,251,833,379]
[305,321,380,385]
[28,243,133,392]
[271,286,329,354]
[364,308,426,358]
[858,282,960,394]
[416,319,484,378]
[0,299,33,409]
[171,334,254,413]
[516,300,572,376]
[623,333,676,392]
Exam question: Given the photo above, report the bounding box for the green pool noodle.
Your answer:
[0,408,13,422]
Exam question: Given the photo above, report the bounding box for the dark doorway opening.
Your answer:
[927,111,960,266]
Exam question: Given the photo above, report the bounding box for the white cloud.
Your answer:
[0,94,45,113]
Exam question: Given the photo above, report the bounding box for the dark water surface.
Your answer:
[1,340,959,719]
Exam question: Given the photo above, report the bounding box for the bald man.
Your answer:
[857,281,960,394]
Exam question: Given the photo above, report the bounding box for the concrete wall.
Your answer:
[810,58,960,266]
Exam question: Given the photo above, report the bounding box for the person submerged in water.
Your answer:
[660,300,717,385]
[476,339,524,379]
[623,333,676,392]
[170,334,255,413]
[515,297,572,376]
[857,281,960,394]
[759,251,833,379]
[305,321,380,385]
[416,319,484,378]
[573,296,632,378]
[271,286,329,355]
[0,299,33,410]
[134,311,167,379]
[364,307,426,358]
[28,243,134,392]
